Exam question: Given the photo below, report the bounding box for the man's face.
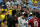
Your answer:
[18,5,21,11]
[13,5,17,9]
[23,8,27,11]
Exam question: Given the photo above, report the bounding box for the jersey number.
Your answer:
[34,21,38,27]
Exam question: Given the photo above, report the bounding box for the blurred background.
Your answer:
[0,0,40,27]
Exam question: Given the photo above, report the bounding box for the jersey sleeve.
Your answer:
[15,17,18,24]
[28,19,32,25]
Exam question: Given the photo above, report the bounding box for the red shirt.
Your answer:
[28,18,40,27]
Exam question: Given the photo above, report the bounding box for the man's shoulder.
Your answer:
[32,18,39,20]
[18,16,22,20]
[18,17,22,19]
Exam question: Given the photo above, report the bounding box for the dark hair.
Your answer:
[22,7,27,9]
[20,10,24,12]
[26,3,29,5]
[12,10,16,16]
[32,11,36,16]
[2,10,7,14]
[29,14,32,17]
[23,13,28,17]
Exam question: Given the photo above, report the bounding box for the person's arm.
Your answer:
[28,19,32,27]
[15,17,18,27]
[15,23,18,27]
[28,24,31,27]
[28,25,31,27]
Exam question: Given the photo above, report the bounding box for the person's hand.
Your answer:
[15,23,18,27]
[24,23,27,25]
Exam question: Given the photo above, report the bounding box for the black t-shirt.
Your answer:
[7,15,18,27]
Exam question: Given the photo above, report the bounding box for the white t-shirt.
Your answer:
[18,17,27,27]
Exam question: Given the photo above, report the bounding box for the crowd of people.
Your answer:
[0,0,40,27]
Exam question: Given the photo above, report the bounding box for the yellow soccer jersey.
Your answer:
[1,14,5,20]
[1,14,5,26]
[5,9,7,12]
[9,10,12,15]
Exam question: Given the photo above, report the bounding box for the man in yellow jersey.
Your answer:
[1,11,7,26]
[1,11,6,20]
